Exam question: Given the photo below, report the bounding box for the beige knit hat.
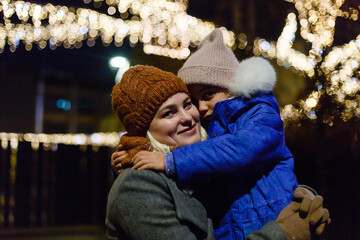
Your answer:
[178,28,277,98]
[112,65,189,137]
[178,28,240,89]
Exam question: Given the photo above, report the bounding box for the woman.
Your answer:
[106,65,329,240]
[107,65,213,240]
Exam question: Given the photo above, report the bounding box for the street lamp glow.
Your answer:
[109,56,130,68]
[109,56,130,83]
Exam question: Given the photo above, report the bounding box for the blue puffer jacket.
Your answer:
[172,92,298,240]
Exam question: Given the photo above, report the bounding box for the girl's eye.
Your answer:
[204,91,214,99]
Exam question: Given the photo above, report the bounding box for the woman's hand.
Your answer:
[111,145,128,174]
[132,151,166,172]
[293,187,331,235]
[276,187,331,240]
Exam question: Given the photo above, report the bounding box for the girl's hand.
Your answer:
[111,145,128,174]
[132,151,165,172]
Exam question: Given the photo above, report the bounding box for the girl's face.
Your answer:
[188,84,231,122]
[149,92,201,147]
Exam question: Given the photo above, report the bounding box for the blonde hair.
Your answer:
[146,126,208,153]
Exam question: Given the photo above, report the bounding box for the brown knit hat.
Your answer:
[178,28,240,89]
[112,65,189,137]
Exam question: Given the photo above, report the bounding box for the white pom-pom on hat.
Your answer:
[229,57,276,98]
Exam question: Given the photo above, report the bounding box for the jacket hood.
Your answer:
[229,57,276,98]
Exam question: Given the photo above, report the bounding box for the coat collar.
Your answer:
[161,173,210,236]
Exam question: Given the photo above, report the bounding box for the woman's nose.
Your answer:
[179,110,192,123]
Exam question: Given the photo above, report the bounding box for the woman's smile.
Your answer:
[177,124,197,135]
[149,92,201,147]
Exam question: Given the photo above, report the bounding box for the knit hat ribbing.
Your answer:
[178,28,240,89]
[112,65,189,137]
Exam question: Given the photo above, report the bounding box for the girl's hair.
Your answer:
[146,126,208,153]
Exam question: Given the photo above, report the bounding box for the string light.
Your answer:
[253,0,360,124]
[0,132,122,150]
[1,0,359,126]
[0,1,235,59]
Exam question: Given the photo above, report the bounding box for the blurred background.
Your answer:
[0,0,359,239]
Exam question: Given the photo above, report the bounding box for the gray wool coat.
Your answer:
[106,168,215,240]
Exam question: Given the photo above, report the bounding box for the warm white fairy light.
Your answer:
[0,1,235,59]
[0,132,122,150]
[312,36,359,124]
[321,37,360,74]
[1,0,359,127]
[254,0,360,124]
[254,12,319,76]
[289,0,343,54]
[86,0,189,7]
[254,0,359,72]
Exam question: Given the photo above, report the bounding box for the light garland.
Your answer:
[252,0,360,125]
[1,0,359,127]
[0,0,236,59]
[82,0,189,10]
[0,132,122,150]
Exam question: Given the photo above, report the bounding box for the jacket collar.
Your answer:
[211,92,279,127]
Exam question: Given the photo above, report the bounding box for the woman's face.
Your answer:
[149,92,201,147]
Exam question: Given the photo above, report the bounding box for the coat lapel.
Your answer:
[160,173,210,236]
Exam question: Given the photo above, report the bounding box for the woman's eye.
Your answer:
[184,101,192,109]
[163,111,174,118]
